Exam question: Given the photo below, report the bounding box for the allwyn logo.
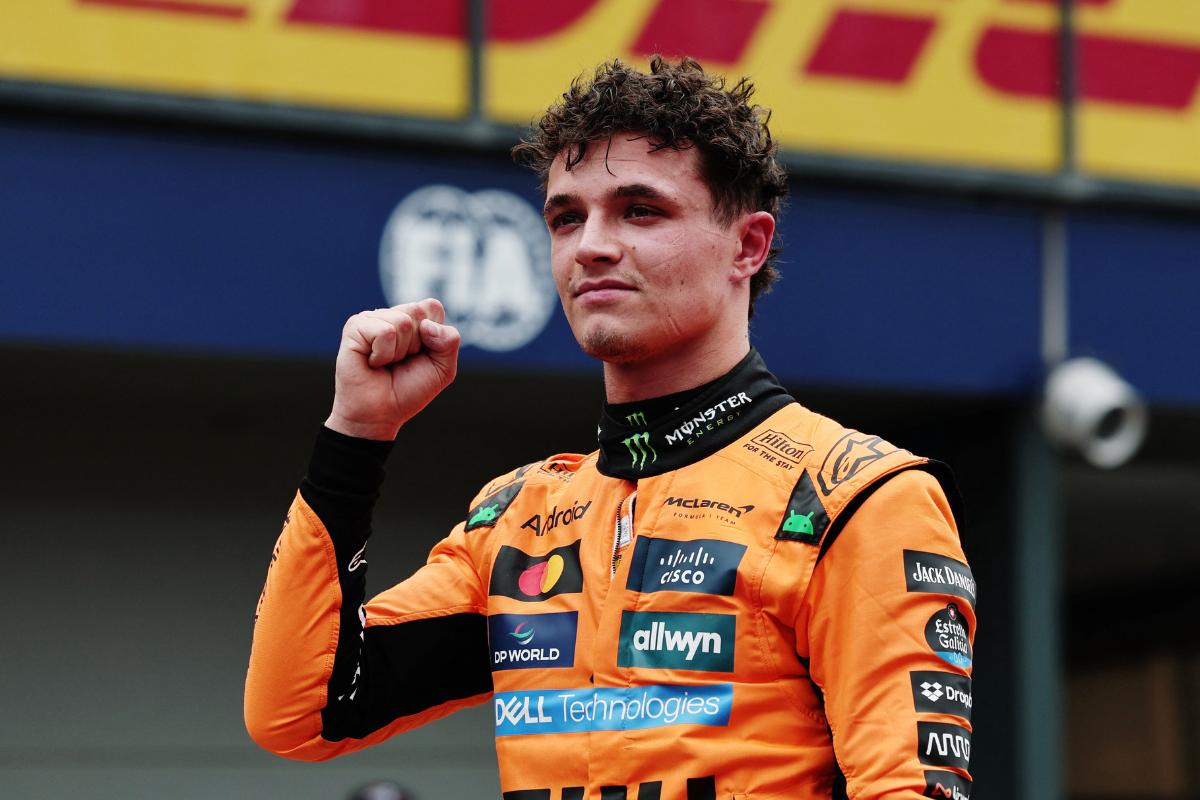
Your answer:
[618,611,735,672]
[623,431,657,471]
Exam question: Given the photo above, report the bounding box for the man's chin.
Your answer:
[577,328,648,364]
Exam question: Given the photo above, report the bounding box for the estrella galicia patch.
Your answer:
[905,550,977,608]
[489,540,584,602]
[911,670,973,722]
[465,479,526,532]
[918,721,972,771]
[775,469,830,544]
[925,603,972,669]
[817,432,895,496]
[626,537,746,595]
[488,611,577,671]
[923,769,972,800]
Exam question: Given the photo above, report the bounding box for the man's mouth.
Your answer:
[575,278,637,299]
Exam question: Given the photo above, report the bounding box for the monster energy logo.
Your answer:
[626,412,647,426]
[623,431,657,471]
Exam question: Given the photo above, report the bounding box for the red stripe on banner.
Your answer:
[490,0,600,42]
[287,0,599,42]
[79,0,247,18]
[286,1,462,37]
[632,0,771,64]
[804,10,937,83]
[976,26,1200,110]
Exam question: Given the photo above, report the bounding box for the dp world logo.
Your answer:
[379,185,556,352]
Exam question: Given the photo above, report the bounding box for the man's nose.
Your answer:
[575,218,622,267]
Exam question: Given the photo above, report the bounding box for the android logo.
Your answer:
[782,510,815,536]
[469,504,499,526]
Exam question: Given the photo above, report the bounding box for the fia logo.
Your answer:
[380,185,554,352]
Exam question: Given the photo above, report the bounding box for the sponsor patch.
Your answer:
[507,778,714,800]
[750,429,813,464]
[817,432,895,495]
[488,612,577,671]
[775,470,830,544]
[663,495,754,519]
[466,479,526,532]
[925,603,973,669]
[493,684,733,736]
[626,538,746,596]
[923,770,972,800]
[911,671,973,722]
[521,498,593,537]
[918,721,972,771]
[617,611,735,672]
[905,550,977,608]
[489,540,584,602]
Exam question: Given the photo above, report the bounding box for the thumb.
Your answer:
[418,319,461,377]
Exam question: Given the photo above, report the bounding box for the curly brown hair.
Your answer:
[512,55,788,317]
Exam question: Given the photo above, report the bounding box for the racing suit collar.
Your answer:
[596,348,795,480]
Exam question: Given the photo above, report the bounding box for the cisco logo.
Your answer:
[379,185,556,352]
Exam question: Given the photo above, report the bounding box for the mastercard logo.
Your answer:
[518,554,565,597]
[490,541,583,602]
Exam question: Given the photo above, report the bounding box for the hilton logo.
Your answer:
[750,430,813,464]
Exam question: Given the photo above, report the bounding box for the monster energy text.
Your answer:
[665,392,753,447]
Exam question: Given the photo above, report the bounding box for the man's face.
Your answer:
[543,134,748,364]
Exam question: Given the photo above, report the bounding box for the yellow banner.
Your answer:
[2,0,1198,186]
[487,0,1200,186]
[0,0,468,118]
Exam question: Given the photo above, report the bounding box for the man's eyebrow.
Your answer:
[543,183,669,217]
[543,193,576,217]
[614,183,666,201]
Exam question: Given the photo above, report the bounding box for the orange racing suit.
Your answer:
[245,350,976,799]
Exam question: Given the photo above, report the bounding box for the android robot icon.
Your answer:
[781,510,815,537]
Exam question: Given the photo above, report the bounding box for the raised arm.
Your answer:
[244,300,493,760]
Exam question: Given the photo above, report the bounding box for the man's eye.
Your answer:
[626,205,658,219]
[551,212,582,229]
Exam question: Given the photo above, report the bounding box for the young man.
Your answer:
[246,58,976,800]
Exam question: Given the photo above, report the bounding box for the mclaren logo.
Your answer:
[664,496,754,518]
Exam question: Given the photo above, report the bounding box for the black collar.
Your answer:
[596,349,795,480]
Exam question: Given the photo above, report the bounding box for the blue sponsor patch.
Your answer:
[925,603,973,669]
[626,537,746,595]
[488,612,577,671]
[493,684,733,737]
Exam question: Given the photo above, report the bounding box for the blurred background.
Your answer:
[1,1,1198,798]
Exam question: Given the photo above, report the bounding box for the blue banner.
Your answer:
[1,116,1196,402]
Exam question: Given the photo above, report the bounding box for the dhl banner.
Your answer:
[1,0,1198,186]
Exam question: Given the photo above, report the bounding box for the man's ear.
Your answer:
[731,211,776,284]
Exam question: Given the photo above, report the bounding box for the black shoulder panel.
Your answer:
[775,469,832,545]
[465,479,527,532]
[815,460,963,565]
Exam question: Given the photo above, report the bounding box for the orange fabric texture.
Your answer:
[246,402,975,799]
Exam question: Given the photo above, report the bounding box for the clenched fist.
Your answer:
[324,298,461,441]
